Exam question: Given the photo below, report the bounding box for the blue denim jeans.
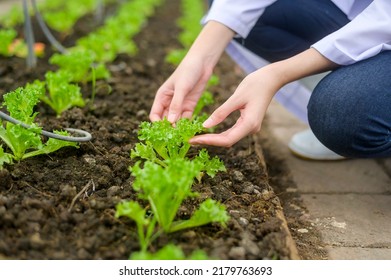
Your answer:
[232,0,350,62]
[207,0,391,158]
[308,51,391,158]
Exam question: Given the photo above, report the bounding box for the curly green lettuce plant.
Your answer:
[0,86,78,163]
[0,29,17,57]
[165,0,203,65]
[129,244,208,260]
[38,71,85,116]
[116,158,228,259]
[0,146,12,169]
[49,49,110,83]
[130,158,228,232]
[76,0,161,64]
[117,116,229,259]
[130,118,225,177]
[115,201,209,260]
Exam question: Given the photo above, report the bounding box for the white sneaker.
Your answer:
[288,129,346,160]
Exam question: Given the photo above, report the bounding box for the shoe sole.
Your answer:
[288,144,347,161]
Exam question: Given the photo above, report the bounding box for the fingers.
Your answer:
[190,115,261,147]
[149,87,174,121]
[202,93,243,128]
[190,89,265,147]
[167,79,206,123]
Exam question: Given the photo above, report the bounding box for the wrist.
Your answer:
[187,21,234,68]
[265,48,338,86]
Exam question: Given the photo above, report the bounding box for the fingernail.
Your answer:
[168,113,177,123]
[203,117,213,128]
[189,139,202,146]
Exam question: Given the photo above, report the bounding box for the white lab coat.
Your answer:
[203,0,391,122]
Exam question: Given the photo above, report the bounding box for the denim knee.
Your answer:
[308,57,391,158]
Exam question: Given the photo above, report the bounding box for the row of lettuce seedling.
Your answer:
[0,0,114,35]
[0,0,110,58]
[0,0,163,168]
[114,0,230,260]
[0,0,231,260]
[116,118,229,259]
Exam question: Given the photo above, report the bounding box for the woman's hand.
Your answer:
[149,21,235,123]
[189,68,279,147]
[190,48,339,147]
[149,56,213,122]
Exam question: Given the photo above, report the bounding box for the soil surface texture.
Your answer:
[0,0,302,260]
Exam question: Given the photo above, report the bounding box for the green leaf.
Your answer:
[22,130,79,159]
[130,158,202,232]
[130,244,209,260]
[0,86,79,160]
[115,200,157,252]
[134,118,204,161]
[49,49,110,83]
[0,29,17,56]
[1,87,43,160]
[194,149,226,178]
[169,198,229,232]
[165,49,187,66]
[3,124,42,160]
[115,200,149,228]
[130,142,167,167]
[43,71,85,116]
[192,91,214,118]
[3,87,41,124]
[207,74,220,87]
[0,146,13,168]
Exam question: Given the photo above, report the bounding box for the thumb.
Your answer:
[203,97,241,128]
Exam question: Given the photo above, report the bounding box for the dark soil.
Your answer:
[0,0,300,260]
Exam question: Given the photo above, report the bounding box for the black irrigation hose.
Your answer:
[23,0,37,68]
[0,111,92,142]
[30,0,68,54]
[94,0,104,24]
[14,0,94,142]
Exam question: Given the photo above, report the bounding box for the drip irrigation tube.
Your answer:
[23,0,37,68]
[30,0,68,54]
[0,111,92,142]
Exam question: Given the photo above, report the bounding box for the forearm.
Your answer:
[264,47,340,90]
[189,48,340,147]
[186,20,235,70]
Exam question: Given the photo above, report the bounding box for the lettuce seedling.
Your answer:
[130,158,201,232]
[0,6,23,28]
[0,29,17,56]
[77,34,118,63]
[192,91,214,121]
[130,158,228,233]
[116,199,217,260]
[131,118,226,176]
[49,49,110,83]
[0,146,13,169]
[129,244,209,260]
[131,118,203,162]
[169,198,229,232]
[116,158,228,257]
[42,0,96,34]
[115,200,157,253]
[164,49,187,66]
[0,86,78,161]
[40,71,85,116]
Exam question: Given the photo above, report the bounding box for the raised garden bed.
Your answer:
[0,0,299,260]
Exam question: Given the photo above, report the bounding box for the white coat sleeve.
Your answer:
[202,0,277,38]
[312,0,391,65]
